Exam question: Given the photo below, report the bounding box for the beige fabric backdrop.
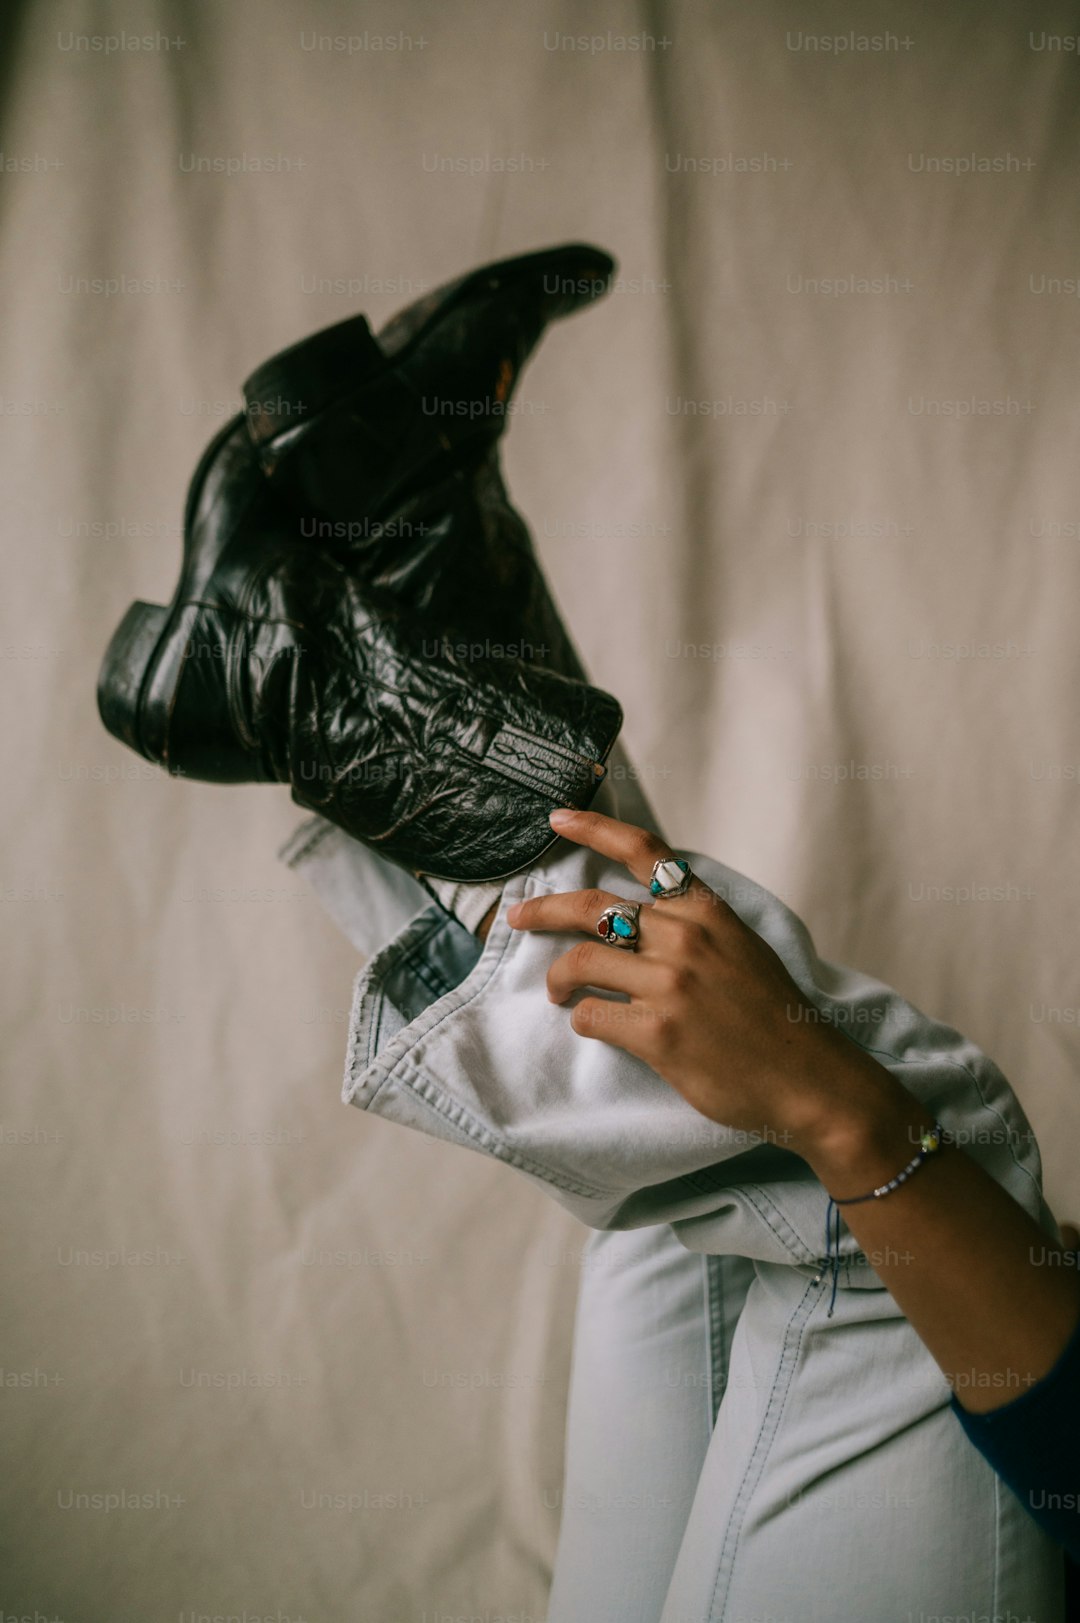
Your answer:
[4,0,1080,1617]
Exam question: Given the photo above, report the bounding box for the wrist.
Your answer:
[788,1036,932,1196]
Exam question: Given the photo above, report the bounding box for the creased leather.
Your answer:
[242,243,614,523]
[249,247,616,684]
[109,473,622,880]
[99,244,626,881]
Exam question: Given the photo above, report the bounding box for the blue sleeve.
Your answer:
[951,1308,1080,1562]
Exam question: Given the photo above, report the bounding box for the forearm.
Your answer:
[506,806,1080,1417]
[798,1037,1080,1414]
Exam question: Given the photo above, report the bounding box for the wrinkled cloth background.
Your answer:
[3,1,1080,1618]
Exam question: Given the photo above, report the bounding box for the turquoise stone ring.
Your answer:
[649,857,692,899]
[596,902,641,950]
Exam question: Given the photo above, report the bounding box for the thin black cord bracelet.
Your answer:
[832,1122,949,1206]
[822,1122,949,1316]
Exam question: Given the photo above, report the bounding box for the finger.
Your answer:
[548,807,672,889]
[567,994,656,1057]
[547,939,653,1004]
[548,807,717,910]
[507,887,635,935]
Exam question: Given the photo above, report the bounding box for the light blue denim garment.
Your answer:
[550,1225,1063,1623]
[279,811,1064,1620]
[281,815,1054,1279]
[545,1227,756,1621]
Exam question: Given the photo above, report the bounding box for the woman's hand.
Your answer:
[506,806,905,1169]
[509,809,1080,1418]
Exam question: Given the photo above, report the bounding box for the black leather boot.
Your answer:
[241,242,613,529]
[293,445,589,681]
[96,413,622,883]
[241,243,615,683]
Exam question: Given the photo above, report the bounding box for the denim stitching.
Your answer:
[992,1470,1001,1622]
[704,1255,726,1430]
[845,1043,1042,1200]
[369,987,386,1067]
[343,972,376,1087]
[712,857,1045,1205]
[675,1172,824,1267]
[279,815,336,868]
[710,1275,820,1622]
[734,1185,818,1266]
[390,909,467,998]
[348,888,528,1108]
[361,1069,512,1157]
[381,1055,614,1200]
[354,876,535,1097]
[394,941,455,1006]
[344,904,496,1094]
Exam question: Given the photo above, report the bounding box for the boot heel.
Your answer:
[96,601,168,755]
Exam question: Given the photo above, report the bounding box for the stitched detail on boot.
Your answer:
[474,723,602,802]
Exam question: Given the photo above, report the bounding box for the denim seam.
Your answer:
[363,1066,519,1157]
[367,904,518,1086]
[344,903,505,1100]
[343,970,378,1085]
[735,1184,820,1267]
[704,1255,727,1430]
[278,814,335,869]
[742,1184,869,1282]
[352,871,560,1108]
[346,913,457,1091]
[383,1054,615,1200]
[710,1275,820,1623]
[393,935,456,1006]
[345,871,562,1103]
[368,987,386,1067]
[371,928,457,1055]
[992,1471,1001,1622]
[855,1045,1042,1199]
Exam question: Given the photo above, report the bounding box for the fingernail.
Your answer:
[505,902,522,925]
[549,808,575,828]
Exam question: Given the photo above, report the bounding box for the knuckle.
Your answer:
[657,960,693,998]
[706,893,738,931]
[636,1010,669,1059]
[630,828,663,866]
[651,963,680,999]
[583,888,608,918]
[709,889,736,921]
[672,916,708,948]
[570,999,600,1035]
[670,962,695,995]
[635,1026,662,1063]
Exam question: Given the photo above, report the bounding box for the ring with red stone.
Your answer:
[596,901,641,950]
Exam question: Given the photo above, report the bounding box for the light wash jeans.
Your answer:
[280,763,1064,1622]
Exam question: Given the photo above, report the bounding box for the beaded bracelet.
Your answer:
[832,1122,949,1207]
[822,1122,949,1316]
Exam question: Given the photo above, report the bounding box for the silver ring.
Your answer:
[650,857,692,899]
[596,902,640,949]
